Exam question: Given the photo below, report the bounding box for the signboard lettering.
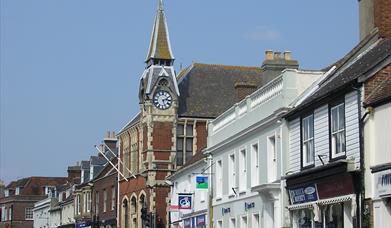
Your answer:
[222,207,231,215]
[244,202,255,211]
[288,184,318,205]
[375,169,391,197]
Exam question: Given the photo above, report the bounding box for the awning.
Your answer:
[288,194,355,210]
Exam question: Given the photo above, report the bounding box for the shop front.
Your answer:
[372,166,391,227]
[285,162,360,228]
[181,212,207,228]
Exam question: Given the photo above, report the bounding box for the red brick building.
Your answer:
[117,1,300,227]
[0,176,68,228]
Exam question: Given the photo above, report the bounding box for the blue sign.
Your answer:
[288,184,318,205]
[178,194,192,209]
[244,202,255,211]
[222,207,231,215]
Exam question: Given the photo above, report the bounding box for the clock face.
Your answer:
[153,90,172,110]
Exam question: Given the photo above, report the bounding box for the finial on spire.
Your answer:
[158,0,164,11]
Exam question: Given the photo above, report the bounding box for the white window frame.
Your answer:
[76,194,81,215]
[239,147,247,192]
[229,217,236,228]
[251,142,259,187]
[267,134,277,182]
[86,191,91,212]
[252,212,260,228]
[330,103,346,158]
[228,152,236,195]
[216,160,223,198]
[25,207,33,220]
[302,114,315,167]
[240,215,248,228]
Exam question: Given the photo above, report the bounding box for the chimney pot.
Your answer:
[265,50,273,60]
[106,131,110,138]
[274,52,281,60]
[284,51,292,60]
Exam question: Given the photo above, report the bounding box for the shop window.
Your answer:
[176,123,194,166]
[330,103,346,158]
[325,204,344,228]
[302,114,315,167]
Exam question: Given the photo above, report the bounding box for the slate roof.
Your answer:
[146,0,174,61]
[6,177,30,189]
[288,37,391,115]
[364,74,391,106]
[177,63,282,118]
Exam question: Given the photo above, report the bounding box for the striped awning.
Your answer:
[288,194,355,210]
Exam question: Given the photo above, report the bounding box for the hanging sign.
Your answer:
[196,176,209,189]
[288,184,318,205]
[178,194,192,209]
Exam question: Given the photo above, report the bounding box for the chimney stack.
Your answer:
[359,0,391,40]
[265,50,273,60]
[261,50,299,71]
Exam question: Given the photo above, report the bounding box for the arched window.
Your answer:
[123,199,129,228]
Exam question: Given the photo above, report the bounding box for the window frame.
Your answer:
[103,189,107,212]
[251,142,260,187]
[215,159,223,199]
[228,152,236,196]
[328,101,346,160]
[300,113,315,169]
[238,147,247,192]
[25,207,33,220]
[176,123,194,166]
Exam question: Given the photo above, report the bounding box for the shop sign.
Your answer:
[76,222,91,228]
[375,169,391,197]
[317,174,354,199]
[184,218,191,228]
[196,214,206,226]
[178,194,192,209]
[288,184,318,205]
[222,207,231,215]
[196,176,208,189]
[244,202,255,211]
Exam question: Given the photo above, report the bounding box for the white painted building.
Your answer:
[168,153,209,228]
[33,196,57,228]
[207,66,323,228]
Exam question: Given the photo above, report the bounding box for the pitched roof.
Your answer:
[364,73,391,106]
[146,0,174,62]
[288,37,391,114]
[6,177,30,189]
[177,63,281,118]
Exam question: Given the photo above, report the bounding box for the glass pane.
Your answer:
[177,124,184,135]
[177,138,184,151]
[186,151,193,163]
[186,124,193,136]
[303,118,308,140]
[308,140,314,163]
[309,115,314,138]
[186,138,193,152]
[331,108,338,132]
[339,132,345,153]
[325,204,344,228]
[176,152,183,166]
[339,105,345,130]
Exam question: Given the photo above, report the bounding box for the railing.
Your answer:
[211,76,283,133]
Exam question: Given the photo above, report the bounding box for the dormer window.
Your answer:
[15,187,20,195]
[330,102,346,158]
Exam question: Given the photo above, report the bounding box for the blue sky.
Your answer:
[0,0,358,184]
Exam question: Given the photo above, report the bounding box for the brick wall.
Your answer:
[364,64,391,99]
[374,0,391,38]
[196,121,208,153]
[94,173,117,222]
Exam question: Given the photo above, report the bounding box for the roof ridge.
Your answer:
[192,62,262,70]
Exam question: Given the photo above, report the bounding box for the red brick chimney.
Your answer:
[374,0,391,38]
[234,82,258,102]
[359,0,391,39]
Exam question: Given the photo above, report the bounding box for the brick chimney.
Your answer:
[359,0,391,40]
[234,82,258,102]
[67,165,81,184]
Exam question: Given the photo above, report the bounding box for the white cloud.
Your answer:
[244,26,281,41]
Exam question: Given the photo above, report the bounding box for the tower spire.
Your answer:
[146,0,174,66]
